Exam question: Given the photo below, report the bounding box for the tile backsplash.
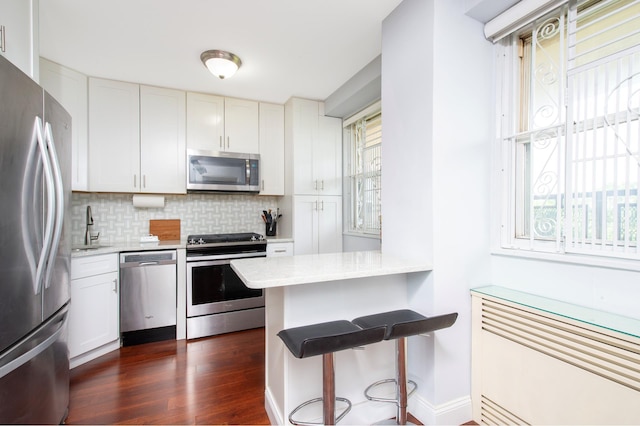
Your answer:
[71,192,279,245]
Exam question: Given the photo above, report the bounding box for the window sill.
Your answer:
[491,246,640,273]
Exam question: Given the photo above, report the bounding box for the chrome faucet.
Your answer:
[84,206,98,245]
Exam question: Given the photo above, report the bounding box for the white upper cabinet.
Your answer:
[259,102,285,196]
[186,92,224,151]
[224,97,259,154]
[88,78,140,192]
[88,78,186,194]
[39,58,88,191]
[186,93,259,154]
[287,98,342,196]
[0,0,38,79]
[140,85,186,194]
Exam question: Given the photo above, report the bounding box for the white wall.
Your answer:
[492,256,640,320]
[381,0,493,423]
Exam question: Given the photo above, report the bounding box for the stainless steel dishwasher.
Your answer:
[119,250,177,346]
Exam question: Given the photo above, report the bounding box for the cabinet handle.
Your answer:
[112,279,117,294]
[133,174,137,188]
[227,136,230,149]
[143,174,146,188]
[321,180,324,191]
[314,180,317,190]
[274,249,286,253]
[320,200,324,211]
[261,179,264,191]
[314,201,318,211]
[219,136,223,149]
[0,26,5,53]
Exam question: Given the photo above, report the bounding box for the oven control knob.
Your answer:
[188,238,196,244]
[251,236,256,241]
[198,238,205,244]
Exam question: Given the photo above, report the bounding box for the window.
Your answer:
[497,0,640,260]
[344,102,382,236]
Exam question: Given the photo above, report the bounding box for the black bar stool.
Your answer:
[352,309,458,425]
[277,320,386,425]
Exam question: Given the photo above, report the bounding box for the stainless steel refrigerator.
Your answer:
[0,54,72,424]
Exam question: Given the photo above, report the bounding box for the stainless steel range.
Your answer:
[186,232,266,339]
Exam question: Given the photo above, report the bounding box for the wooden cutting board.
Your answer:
[149,219,181,241]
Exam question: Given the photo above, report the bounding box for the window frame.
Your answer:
[493,0,640,271]
[343,101,382,239]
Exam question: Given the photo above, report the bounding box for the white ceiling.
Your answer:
[39,0,404,105]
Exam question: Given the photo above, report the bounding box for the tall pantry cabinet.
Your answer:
[285,98,342,255]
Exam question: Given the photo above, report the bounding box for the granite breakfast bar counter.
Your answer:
[231,251,432,425]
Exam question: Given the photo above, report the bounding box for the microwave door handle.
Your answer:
[246,159,251,185]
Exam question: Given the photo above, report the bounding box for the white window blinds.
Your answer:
[565,0,640,257]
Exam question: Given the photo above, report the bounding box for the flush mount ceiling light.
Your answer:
[200,50,242,80]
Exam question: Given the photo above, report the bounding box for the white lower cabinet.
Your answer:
[293,195,342,255]
[266,241,293,257]
[69,253,119,368]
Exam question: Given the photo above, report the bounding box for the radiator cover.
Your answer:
[471,287,640,425]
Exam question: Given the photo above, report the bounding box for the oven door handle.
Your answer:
[186,252,266,262]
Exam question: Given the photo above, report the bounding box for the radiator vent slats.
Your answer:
[480,396,529,425]
[481,299,640,393]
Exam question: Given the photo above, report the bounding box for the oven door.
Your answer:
[187,258,264,318]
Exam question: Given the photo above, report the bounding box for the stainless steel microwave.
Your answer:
[186,149,260,193]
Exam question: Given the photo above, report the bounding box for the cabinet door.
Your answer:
[186,92,224,151]
[40,58,89,191]
[88,78,140,192]
[318,196,342,254]
[293,196,319,255]
[316,116,342,195]
[259,102,284,195]
[0,0,37,77]
[290,98,319,195]
[140,85,186,194]
[225,97,259,154]
[68,271,119,359]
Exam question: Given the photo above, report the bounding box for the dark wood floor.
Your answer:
[66,327,270,425]
[67,327,476,425]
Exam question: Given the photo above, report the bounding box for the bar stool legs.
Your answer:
[396,336,408,425]
[322,353,336,425]
[353,310,458,425]
[277,319,386,425]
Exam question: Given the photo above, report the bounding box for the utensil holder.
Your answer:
[266,222,277,237]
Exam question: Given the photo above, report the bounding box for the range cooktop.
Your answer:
[186,232,265,246]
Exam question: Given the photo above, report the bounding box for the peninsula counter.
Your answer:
[231,250,432,425]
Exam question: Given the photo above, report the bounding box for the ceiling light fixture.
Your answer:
[200,50,242,80]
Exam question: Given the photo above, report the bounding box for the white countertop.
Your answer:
[71,238,292,257]
[71,240,186,257]
[231,250,432,289]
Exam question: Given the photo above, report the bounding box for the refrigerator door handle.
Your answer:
[0,309,67,380]
[43,122,64,289]
[33,117,56,295]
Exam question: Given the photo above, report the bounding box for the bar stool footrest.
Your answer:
[364,378,418,403]
[289,396,352,426]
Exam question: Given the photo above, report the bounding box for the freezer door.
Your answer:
[0,55,46,353]
[0,305,69,424]
[42,92,72,320]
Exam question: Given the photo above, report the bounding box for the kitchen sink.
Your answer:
[72,245,110,252]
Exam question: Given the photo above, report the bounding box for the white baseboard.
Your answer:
[265,387,284,425]
[265,384,471,425]
[69,340,120,369]
[410,394,472,425]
